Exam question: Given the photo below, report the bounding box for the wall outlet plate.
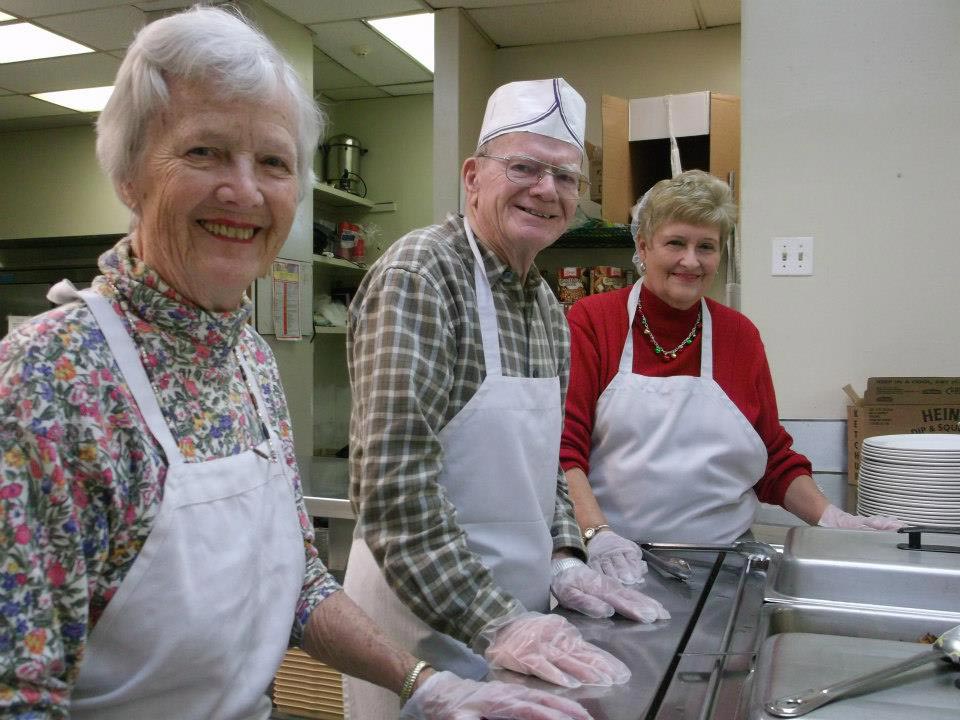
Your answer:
[772,236,814,276]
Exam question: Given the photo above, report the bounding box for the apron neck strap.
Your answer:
[78,288,183,463]
[621,280,714,378]
[463,217,503,376]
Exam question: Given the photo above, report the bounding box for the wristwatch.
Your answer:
[581,524,610,545]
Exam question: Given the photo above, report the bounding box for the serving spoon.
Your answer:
[765,623,960,717]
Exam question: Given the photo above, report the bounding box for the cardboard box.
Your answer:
[585,141,602,203]
[600,91,740,225]
[844,377,960,484]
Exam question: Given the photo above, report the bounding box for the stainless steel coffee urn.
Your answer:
[322,134,368,197]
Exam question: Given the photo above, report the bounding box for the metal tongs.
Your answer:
[639,544,693,582]
[638,540,778,583]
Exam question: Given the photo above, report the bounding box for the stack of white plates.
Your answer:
[858,434,960,526]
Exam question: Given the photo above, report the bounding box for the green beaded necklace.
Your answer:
[637,298,702,361]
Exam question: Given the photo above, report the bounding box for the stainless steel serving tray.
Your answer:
[746,526,960,719]
[765,526,960,614]
[747,603,960,720]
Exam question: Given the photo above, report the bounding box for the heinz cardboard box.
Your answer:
[845,377,960,484]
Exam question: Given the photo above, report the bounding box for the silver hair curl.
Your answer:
[96,4,324,201]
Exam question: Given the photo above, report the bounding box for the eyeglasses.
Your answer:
[478,154,588,199]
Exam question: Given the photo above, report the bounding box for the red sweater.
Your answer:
[560,284,811,507]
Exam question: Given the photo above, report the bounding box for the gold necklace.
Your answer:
[637,298,701,361]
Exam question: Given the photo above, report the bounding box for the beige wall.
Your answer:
[0,126,128,239]
[493,25,740,150]
[741,0,960,419]
[433,8,496,220]
[324,94,433,259]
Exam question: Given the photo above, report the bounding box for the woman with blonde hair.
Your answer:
[561,170,900,584]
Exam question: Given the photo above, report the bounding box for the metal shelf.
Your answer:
[312,254,367,272]
[313,182,374,209]
[551,223,633,249]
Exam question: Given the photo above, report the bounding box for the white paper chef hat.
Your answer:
[477,77,586,153]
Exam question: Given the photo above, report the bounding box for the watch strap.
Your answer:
[582,523,611,544]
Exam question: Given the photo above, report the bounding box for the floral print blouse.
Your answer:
[0,237,340,717]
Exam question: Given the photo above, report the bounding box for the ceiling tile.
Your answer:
[0,93,76,119]
[430,0,563,7]
[309,19,431,86]
[321,85,390,102]
[0,1,132,17]
[314,57,368,91]
[0,52,120,94]
[381,81,433,96]
[698,0,741,27]
[268,0,425,25]
[468,0,699,47]
[35,6,146,52]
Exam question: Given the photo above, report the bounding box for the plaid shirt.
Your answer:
[347,213,582,648]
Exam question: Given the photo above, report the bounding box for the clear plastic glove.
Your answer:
[586,531,648,585]
[400,670,594,720]
[818,503,905,531]
[551,559,670,623]
[482,611,630,688]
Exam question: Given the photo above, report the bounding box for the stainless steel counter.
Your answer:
[298,456,352,520]
[297,456,354,571]
[492,547,769,720]
[496,530,960,720]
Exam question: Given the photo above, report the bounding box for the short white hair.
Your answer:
[96,4,323,200]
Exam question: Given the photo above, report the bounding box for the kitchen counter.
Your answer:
[297,456,353,571]
[298,456,352,520]
[492,546,769,720]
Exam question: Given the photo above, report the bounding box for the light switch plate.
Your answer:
[771,236,814,276]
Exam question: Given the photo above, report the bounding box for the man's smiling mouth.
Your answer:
[518,205,556,220]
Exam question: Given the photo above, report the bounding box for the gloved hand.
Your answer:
[481,611,630,688]
[551,558,670,623]
[400,670,594,720]
[586,530,648,585]
[818,503,905,531]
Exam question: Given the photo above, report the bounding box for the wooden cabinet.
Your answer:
[600,91,740,225]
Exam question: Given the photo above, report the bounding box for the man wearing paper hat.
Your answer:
[344,78,670,716]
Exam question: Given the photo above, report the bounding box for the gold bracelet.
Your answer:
[399,659,430,704]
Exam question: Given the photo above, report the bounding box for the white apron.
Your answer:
[58,284,305,720]
[343,220,561,717]
[587,281,767,545]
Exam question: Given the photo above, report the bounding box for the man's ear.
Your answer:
[462,156,480,193]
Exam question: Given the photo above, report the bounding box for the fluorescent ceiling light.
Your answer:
[0,22,93,64]
[32,86,114,112]
[0,12,16,22]
[367,13,434,73]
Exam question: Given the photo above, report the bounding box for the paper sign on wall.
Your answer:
[271,260,302,340]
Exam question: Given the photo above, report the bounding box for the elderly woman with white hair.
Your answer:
[0,6,593,720]
[559,170,902,585]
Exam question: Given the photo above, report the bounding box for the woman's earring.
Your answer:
[632,251,646,275]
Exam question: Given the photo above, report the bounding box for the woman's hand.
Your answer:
[400,670,594,719]
[585,531,648,585]
[818,503,905,531]
[551,559,669,623]
[481,611,630,688]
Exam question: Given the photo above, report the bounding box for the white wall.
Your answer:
[741,0,960,418]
